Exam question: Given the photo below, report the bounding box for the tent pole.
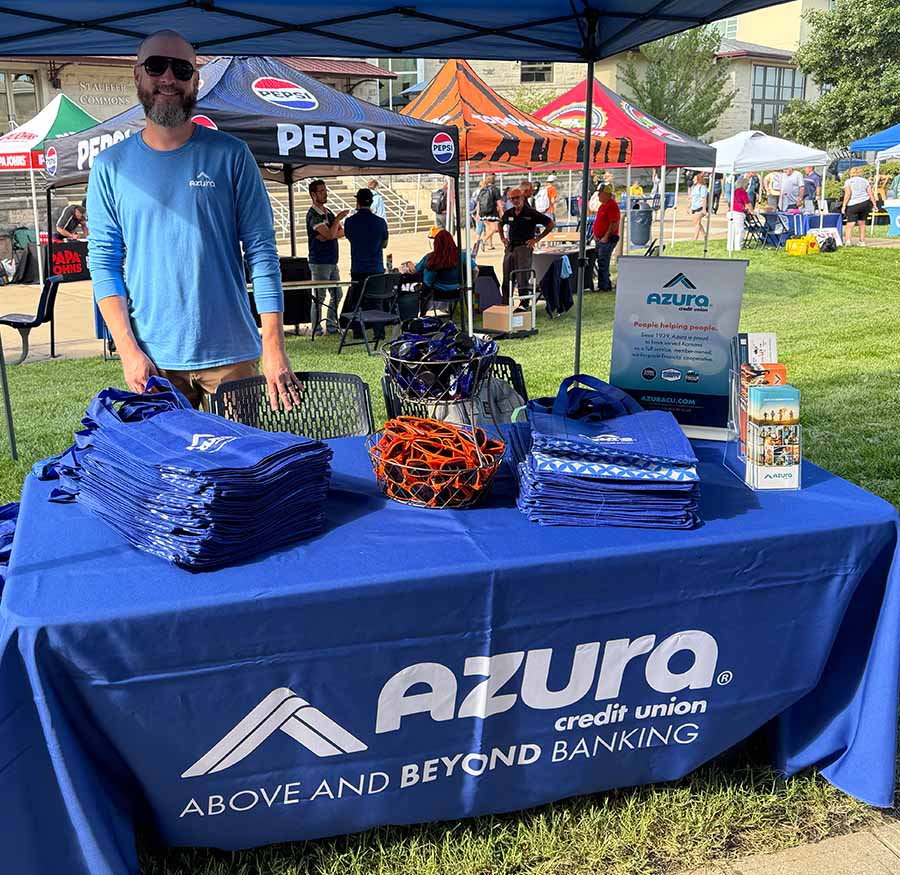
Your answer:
[670,171,680,248]
[870,159,880,235]
[819,164,826,229]
[464,160,474,335]
[0,332,16,460]
[29,163,44,285]
[657,164,666,255]
[625,163,632,251]
[703,167,714,258]
[45,185,56,357]
[286,167,296,257]
[574,57,595,375]
[726,172,734,257]
[414,173,421,234]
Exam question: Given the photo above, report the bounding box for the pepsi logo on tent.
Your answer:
[252,77,318,111]
[191,115,218,130]
[45,145,57,176]
[431,132,455,164]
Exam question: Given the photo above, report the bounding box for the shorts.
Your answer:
[158,358,259,410]
[845,201,871,222]
[691,206,705,214]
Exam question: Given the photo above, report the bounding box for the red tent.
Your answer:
[534,79,714,169]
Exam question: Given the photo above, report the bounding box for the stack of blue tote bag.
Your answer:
[34,377,333,569]
[510,375,701,529]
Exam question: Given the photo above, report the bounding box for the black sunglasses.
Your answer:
[140,56,195,81]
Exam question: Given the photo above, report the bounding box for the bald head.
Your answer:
[134,29,198,129]
[137,30,196,64]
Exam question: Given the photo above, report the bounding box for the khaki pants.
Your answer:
[158,358,259,410]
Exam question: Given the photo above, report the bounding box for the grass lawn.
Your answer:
[4,239,900,873]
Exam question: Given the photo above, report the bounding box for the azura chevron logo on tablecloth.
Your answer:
[182,687,368,778]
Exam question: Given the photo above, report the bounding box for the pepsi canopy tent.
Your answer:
[47,55,459,187]
[533,79,714,168]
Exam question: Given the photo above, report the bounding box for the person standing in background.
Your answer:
[779,167,803,210]
[306,179,348,337]
[727,178,752,251]
[475,174,502,250]
[802,166,821,213]
[544,174,559,217]
[592,186,620,292]
[841,166,877,247]
[498,188,554,299]
[431,184,447,229]
[689,173,708,241]
[764,170,782,208]
[745,172,761,208]
[342,187,389,333]
[367,179,386,220]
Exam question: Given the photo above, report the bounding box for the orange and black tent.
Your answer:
[402,60,630,170]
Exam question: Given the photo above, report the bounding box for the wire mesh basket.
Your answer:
[383,347,497,404]
[366,419,505,509]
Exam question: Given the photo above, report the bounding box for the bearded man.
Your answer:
[87,30,301,411]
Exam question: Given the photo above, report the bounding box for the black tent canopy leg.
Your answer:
[0,332,17,460]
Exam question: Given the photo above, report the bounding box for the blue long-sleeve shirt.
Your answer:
[87,125,283,370]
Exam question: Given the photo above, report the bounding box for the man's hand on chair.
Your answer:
[262,347,303,412]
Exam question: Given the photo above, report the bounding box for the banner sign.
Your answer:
[47,239,90,281]
[610,256,747,430]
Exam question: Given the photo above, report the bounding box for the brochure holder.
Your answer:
[722,368,802,491]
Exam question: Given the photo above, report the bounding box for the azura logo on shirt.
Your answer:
[189,171,216,188]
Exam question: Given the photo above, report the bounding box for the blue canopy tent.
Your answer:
[7,0,793,369]
[850,123,900,153]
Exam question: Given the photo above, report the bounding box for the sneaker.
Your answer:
[858,240,867,247]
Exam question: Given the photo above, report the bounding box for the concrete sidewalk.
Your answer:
[681,822,900,875]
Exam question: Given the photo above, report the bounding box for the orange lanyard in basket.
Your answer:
[374,417,505,507]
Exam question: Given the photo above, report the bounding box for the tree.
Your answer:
[509,86,558,117]
[779,0,900,148]
[617,27,736,140]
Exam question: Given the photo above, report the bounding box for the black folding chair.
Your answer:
[381,354,528,420]
[210,371,375,439]
[743,212,768,249]
[420,284,463,322]
[338,273,403,356]
[0,274,62,364]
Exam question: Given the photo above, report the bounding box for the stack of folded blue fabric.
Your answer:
[512,375,701,529]
[36,378,332,570]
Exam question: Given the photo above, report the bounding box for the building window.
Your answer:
[715,17,738,39]
[520,62,552,84]
[750,64,806,135]
[374,57,419,109]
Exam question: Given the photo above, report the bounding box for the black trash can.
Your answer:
[630,204,652,248]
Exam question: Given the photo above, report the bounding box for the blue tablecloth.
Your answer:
[802,213,843,237]
[1,438,898,875]
[885,206,900,237]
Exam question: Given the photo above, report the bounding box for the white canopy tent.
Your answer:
[705,130,829,253]
[876,143,900,161]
